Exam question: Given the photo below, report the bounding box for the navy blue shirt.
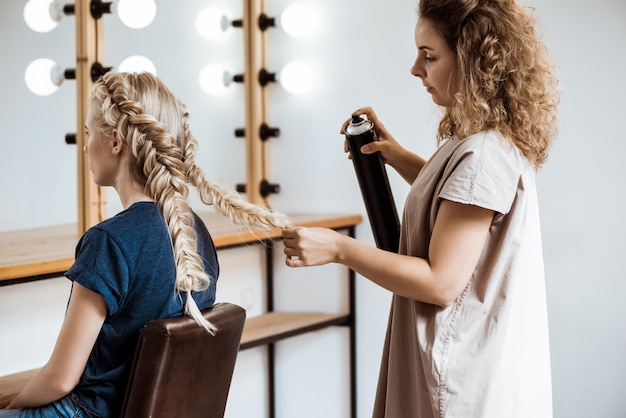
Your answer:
[65,202,219,417]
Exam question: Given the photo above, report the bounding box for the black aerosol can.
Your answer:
[345,115,400,252]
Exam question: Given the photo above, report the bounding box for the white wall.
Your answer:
[1,1,625,417]
[531,1,626,417]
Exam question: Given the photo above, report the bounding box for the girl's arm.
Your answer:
[283,199,493,307]
[7,283,106,409]
[0,392,18,409]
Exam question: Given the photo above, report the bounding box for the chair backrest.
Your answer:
[119,302,246,418]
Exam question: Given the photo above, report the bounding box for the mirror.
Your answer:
[0,0,247,232]
[0,1,76,232]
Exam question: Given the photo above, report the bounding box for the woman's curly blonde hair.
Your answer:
[419,0,560,169]
[90,71,291,333]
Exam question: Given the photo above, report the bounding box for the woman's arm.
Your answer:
[7,283,106,409]
[283,199,493,307]
[342,106,427,184]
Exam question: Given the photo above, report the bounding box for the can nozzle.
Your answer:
[351,115,364,124]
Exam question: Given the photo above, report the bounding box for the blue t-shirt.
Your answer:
[65,202,219,417]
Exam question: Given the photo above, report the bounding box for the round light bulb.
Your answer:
[23,0,58,33]
[280,4,316,38]
[119,55,157,75]
[116,0,157,29]
[25,58,60,96]
[199,64,229,96]
[278,61,313,95]
[196,8,229,40]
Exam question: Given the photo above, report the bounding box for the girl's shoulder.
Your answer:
[79,202,166,249]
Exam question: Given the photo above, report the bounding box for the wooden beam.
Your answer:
[243,0,270,207]
[74,0,107,234]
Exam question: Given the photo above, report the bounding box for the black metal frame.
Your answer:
[235,226,357,418]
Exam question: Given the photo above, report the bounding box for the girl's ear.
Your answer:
[111,129,123,155]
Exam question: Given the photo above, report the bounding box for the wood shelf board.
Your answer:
[240,311,350,350]
[0,224,78,281]
[0,213,361,282]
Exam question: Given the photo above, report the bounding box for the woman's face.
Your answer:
[410,17,457,107]
[83,109,120,187]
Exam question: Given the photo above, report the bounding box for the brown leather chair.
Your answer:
[119,302,246,418]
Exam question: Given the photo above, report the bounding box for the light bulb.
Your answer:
[115,0,156,29]
[24,0,58,33]
[199,65,229,96]
[25,58,61,96]
[119,55,157,75]
[278,61,313,94]
[279,4,316,38]
[196,7,230,40]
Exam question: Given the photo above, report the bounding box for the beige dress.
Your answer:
[372,131,552,418]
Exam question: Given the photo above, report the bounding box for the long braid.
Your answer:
[180,110,291,230]
[138,116,215,333]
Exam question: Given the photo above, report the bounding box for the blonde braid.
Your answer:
[180,110,291,230]
[140,123,216,334]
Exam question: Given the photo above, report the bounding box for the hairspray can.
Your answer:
[345,115,400,252]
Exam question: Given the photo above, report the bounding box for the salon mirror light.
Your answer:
[195,3,316,40]
[277,61,314,94]
[198,61,314,96]
[195,7,231,40]
[23,0,62,33]
[115,0,157,29]
[24,58,66,96]
[23,0,157,33]
[25,56,156,96]
[199,64,232,96]
[279,3,317,38]
[118,55,157,74]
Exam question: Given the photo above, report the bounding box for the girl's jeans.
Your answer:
[0,394,98,418]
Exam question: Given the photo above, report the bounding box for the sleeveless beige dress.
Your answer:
[372,131,552,418]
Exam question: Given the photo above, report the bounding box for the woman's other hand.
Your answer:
[282,226,344,267]
[341,106,403,164]
[341,106,424,183]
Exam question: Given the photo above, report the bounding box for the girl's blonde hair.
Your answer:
[419,0,560,169]
[90,71,291,333]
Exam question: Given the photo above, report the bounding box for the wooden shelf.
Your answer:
[240,311,351,350]
[0,224,77,282]
[0,213,361,282]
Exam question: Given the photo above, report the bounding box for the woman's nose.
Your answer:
[410,59,424,79]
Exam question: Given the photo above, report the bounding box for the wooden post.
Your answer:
[243,0,270,207]
[75,0,106,233]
